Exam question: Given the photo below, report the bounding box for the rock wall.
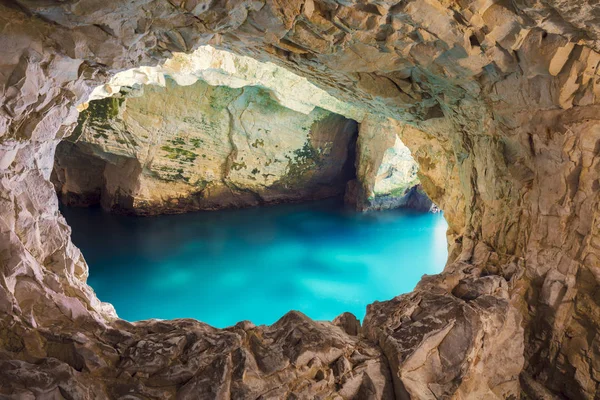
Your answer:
[55,46,424,214]
[87,45,367,121]
[53,78,358,215]
[0,1,599,399]
[347,115,434,211]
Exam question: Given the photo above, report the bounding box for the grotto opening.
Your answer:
[52,46,444,328]
[0,1,599,399]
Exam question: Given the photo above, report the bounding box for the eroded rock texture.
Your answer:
[53,46,423,214]
[346,115,434,211]
[0,0,599,398]
[53,78,358,215]
[0,311,396,399]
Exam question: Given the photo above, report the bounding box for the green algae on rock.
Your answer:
[55,49,425,215]
[54,78,359,214]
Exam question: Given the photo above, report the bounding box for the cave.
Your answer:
[51,47,442,327]
[0,1,599,399]
[51,47,433,216]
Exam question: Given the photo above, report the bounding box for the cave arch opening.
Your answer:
[2,1,600,397]
[51,46,450,327]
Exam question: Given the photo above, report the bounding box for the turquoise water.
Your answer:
[62,199,448,328]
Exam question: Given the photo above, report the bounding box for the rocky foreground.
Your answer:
[0,272,521,399]
[0,0,599,399]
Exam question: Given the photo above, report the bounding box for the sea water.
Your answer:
[62,199,448,328]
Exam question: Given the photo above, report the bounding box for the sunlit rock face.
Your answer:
[0,0,599,399]
[54,79,358,214]
[54,46,422,214]
[347,115,434,211]
[88,45,367,121]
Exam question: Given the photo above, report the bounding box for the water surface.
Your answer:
[62,199,448,328]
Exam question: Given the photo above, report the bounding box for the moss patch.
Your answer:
[208,85,242,110]
[248,87,286,113]
[71,96,125,141]
[231,161,247,171]
[280,141,321,185]
[161,145,198,163]
[154,165,194,183]
[190,138,203,148]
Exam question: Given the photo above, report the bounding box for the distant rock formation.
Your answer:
[53,47,430,214]
[53,79,359,215]
[346,115,437,211]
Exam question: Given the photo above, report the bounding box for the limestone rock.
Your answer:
[333,312,361,336]
[54,79,359,214]
[363,274,524,400]
[348,115,432,211]
[0,0,600,398]
[401,185,437,213]
[0,312,395,399]
[55,48,424,215]
[88,45,367,122]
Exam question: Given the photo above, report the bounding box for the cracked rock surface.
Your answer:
[1,0,599,398]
